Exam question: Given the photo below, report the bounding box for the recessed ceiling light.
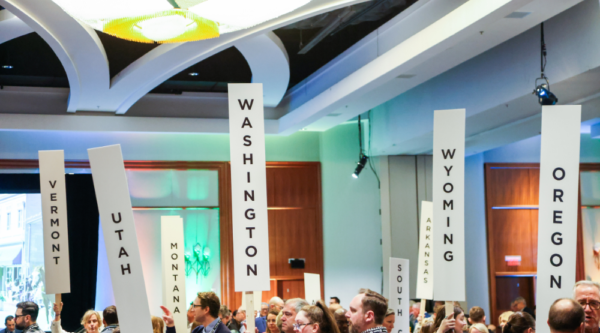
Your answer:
[327,112,342,117]
[2,65,13,69]
[188,72,199,76]
[396,74,415,79]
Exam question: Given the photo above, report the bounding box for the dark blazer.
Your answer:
[0,329,22,333]
[167,322,231,333]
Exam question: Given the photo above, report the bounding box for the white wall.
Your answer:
[320,123,383,308]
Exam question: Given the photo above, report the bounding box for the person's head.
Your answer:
[103,306,118,327]
[282,299,309,333]
[510,302,519,313]
[270,297,285,313]
[330,298,341,306]
[329,304,342,313]
[15,302,39,329]
[81,310,102,333]
[513,298,527,312]
[574,281,600,333]
[334,309,348,333]
[469,307,485,324]
[194,292,221,324]
[410,303,421,318]
[261,303,270,317]
[383,309,395,333]
[433,306,466,333]
[294,300,340,333]
[152,316,165,333]
[499,312,514,328]
[236,308,247,322]
[220,305,232,325]
[470,323,489,333]
[503,312,535,333]
[345,288,388,333]
[4,316,15,332]
[188,304,196,324]
[267,309,281,333]
[548,299,584,333]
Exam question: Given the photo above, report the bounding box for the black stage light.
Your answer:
[352,154,369,179]
[533,22,558,106]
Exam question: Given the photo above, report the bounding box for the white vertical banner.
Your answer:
[536,106,581,333]
[39,150,71,294]
[432,109,465,301]
[304,273,321,305]
[88,144,153,333]
[416,201,433,300]
[228,83,271,292]
[389,258,409,333]
[161,216,187,333]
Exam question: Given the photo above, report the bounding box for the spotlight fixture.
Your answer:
[188,72,199,76]
[2,65,12,69]
[352,154,368,179]
[533,22,558,106]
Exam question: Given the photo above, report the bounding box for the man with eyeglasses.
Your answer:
[281,299,309,333]
[14,302,43,333]
[574,281,600,333]
[163,292,231,333]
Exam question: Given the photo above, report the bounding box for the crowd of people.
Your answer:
[1,280,599,333]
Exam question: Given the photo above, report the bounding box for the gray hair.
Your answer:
[573,280,600,298]
[513,297,526,306]
[261,302,269,308]
[269,297,284,306]
[286,298,309,314]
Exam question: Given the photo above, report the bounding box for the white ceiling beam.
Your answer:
[0,9,33,44]
[277,0,533,135]
[0,0,110,113]
[235,32,290,108]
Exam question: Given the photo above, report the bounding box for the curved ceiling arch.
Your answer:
[0,10,33,44]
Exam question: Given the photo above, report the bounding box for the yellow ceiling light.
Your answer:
[51,0,312,44]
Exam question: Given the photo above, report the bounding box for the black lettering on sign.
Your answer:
[121,264,131,275]
[245,190,255,201]
[554,189,564,202]
[51,218,59,227]
[238,99,254,110]
[551,232,563,245]
[247,172,251,183]
[171,243,178,249]
[441,149,456,159]
[244,135,252,146]
[173,296,180,303]
[246,246,257,257]
[174,307,180,314]
[444,251,453,261]
[53,257,59,264]
[172,264,178,271]
[397,264,402,271]
[173,285,179,292]
[444,166,453,176]
[246,227,255,238]
[444,234,453,244]
[243,153,253,165]
[49,180,57,188]
[51,193,57,201]
[443,183,453,193]
[553,210,563,224]
[397,309,402,316]
[550,254,563,267]
[245,208,255,220]
[242,118,253,128]
[171,253,178,260]
[112,213,122,223]
[447,217,450,227]
[397,276,403,282]
[52,244,60,252]
[51,231,59,239]
[118,247,129,258]
[51,206,58,214]
[553,168,565,181]
[397,287,402,293]
[115,229,124,240]
[247,264,257,276]
[443,200,453,210]
[551,275,562,289]
[173,274,178,281]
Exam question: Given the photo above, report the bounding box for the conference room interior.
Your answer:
[2,0,600,333]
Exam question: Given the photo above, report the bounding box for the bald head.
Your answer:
[548,299,585,333]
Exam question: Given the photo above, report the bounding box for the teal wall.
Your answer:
[0,130,320,162]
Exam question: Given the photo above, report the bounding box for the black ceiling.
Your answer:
[0,0,415,96]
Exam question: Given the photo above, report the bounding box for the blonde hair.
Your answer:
[151,316,164,333]
[469,323,489,333]
[499,311,514,325]
[81,310,102,327]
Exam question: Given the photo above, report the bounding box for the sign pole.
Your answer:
[245,291,256,333]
